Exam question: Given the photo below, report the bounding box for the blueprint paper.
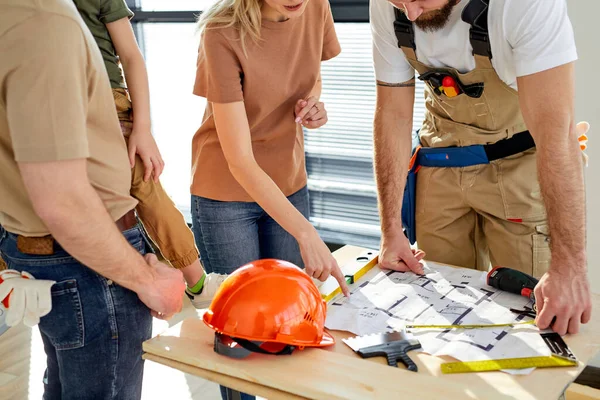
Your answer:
[326,261,550,373]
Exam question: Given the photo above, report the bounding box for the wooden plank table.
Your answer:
[143,245,600,400]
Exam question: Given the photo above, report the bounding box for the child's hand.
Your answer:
[294,96,328,129]
[128,129,165,182]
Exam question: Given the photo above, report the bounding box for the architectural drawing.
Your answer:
[326,261,548,364]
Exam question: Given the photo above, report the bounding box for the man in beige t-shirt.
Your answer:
[0,0,184,398]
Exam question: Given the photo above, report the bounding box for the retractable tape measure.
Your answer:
[441,355,577,374]
[405,320,536,330]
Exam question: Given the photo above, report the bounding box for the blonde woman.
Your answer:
[193,1,350,289]
[192,1,348,394]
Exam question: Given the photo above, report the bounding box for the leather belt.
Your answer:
[16,209,137,256]
[115,209,137,232]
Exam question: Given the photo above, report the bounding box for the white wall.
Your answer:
[567,0,600,293]
[567,0,600,367]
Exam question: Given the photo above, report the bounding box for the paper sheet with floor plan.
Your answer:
[326,261,551,370]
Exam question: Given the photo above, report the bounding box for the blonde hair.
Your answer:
[196,0,263,56]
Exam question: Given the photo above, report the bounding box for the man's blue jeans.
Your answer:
[191,185,309,400]
[0,225,153,400]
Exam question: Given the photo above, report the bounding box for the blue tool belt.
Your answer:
[402,131,535,244]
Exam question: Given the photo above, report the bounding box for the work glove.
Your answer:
[0,301,8,336]
[0,270,55,328]
[577,121,590,167]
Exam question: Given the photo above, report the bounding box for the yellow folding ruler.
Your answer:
[441,355,578,374]
[441,331,578,373]
[317,249,379,303]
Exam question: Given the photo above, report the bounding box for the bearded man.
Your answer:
[369,0,592,336]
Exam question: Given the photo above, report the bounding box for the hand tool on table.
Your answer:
[509,307,537,319]
[487,266,542,314]
[487,266,538,303]
[343,331,422,372]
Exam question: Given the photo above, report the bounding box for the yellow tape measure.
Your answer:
[441,355,578,374]
[405,320,536,330]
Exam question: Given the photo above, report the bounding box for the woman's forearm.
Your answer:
[229,161,315,242]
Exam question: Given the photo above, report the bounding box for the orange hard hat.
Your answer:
[203,259,334,358]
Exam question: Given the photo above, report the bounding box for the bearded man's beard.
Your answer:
[413,0,460,32]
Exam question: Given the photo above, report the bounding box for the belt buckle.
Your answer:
[17,235,54,256]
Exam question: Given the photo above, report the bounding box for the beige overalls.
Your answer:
[399,38,551,278]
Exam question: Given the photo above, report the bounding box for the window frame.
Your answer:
[128,0,369,23]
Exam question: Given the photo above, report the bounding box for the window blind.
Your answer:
[306,23,425,249]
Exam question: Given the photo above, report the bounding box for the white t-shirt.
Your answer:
[370,0,578,90]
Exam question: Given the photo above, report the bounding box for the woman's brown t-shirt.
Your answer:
[191,0,341,201]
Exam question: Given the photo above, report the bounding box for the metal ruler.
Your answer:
[405,320,536,330]
[441,355,578,374]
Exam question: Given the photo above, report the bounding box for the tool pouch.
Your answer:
[418,70,484,99]
[402,146,421,245]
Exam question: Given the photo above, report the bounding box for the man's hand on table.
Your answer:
[379,233,426,275]
[534,259,592,335]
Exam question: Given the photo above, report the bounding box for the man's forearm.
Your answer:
[373,101,414,238]
[45,188,152,290]
[19,161,153,293]
[536,123,586,269]
[517,64,586,272]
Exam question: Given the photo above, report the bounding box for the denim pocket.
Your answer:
[1,249,78,268]
[123,226,145,254]
[38,279,84,350]
[131,238,144,254]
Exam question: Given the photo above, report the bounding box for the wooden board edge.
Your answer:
[143,353,307,400]
[566,383,600,400]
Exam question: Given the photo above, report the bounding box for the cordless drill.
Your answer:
[486,266,539,305]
